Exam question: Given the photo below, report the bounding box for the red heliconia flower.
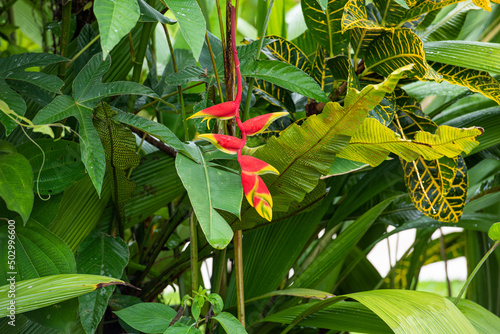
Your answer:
[187,100,240,129]
[241,111,289,136]
[238,155,279,175]
[198,134,243,154]
[241,172,273,221]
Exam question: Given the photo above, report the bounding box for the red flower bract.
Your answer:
[241,111,289,136]
[198,134,243,154]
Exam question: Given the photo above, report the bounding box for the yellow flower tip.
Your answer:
[255,198,272,221]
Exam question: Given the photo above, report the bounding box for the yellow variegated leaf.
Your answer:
[364,28,442,81]
[302,0,349,56]
[312,45,335,93]
[374,0,408,25]
[404,0,464,22]
[262,35,312,74]
[369,93,396,126]
[403,155,468,222]
[429,62,500,104]
[337,118,482,166]
[472,0,492,10]
[254,79,296,112]
[326,55,350,82]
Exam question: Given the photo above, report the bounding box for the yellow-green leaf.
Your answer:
[404,0,464,23]
[429,62,500,104]
[374,0,408,25]
[262,35,312,74]
[365,28,441,81]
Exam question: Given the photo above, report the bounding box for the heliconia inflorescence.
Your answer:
[187,5,287,221]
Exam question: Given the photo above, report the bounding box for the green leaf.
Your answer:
[454,298,500,334]
[164,323,202,334]
[164,0,206,60]
[312,45,335,94]
[262,301,392,333]
[207,293,224,315]
[0,53,66,134]
[428,62,500,104]
[316,0,328,10]
[94,0,140,59]
[346,290,478,333]
[191,294,203,320]
[248,288,333,303]
[262,35,312,74]
[293,195,399,288]
[113,110,185,152]
[373,0,407,25]
[0,274,127,317]
[16,139,86,195]
[212,312,247,334]
[365,28,441,80]
[328,157,368,175]
[488,222,500,241]
[77,231,129,334]
[138,0,176,24]
[175,144,241,249]
[403,0,464,23]
[241,59,329,103]
[33,53,158,195]
[114,302,177,333]
[0,153,33,223]
[424,41,500,74]
[301,0,349,56]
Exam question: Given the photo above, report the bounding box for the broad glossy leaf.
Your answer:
[421,1,479,42]
[0,153,33,223]
[114,303,176,333]
[454,299,500,334]
[301,0,349,56]
[424,41,500,74]
[137,0,176,24]
[0,53,65,134]
[262,35,312,74]
[212,312,247,334]
[365,28,441,80]
[326,55,350,82]
[77,232,129,334]
[241,59,329,103]
[16,139,86,195]
[428,62,500,104]
[94,0,140,59]
[164,0,206,60]
[249,66,409,211]
[253,79,296,112]
[0,274,127,317]
[488,222,500,241]
[373,0,407,25]
[176,144,241,249]
[328,157,368,175]
[33,53,158,195]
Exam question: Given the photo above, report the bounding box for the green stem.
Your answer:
[206,33,224,103]
[455,240,500,306]
[242,0,275,121]
[163,24,189,141]
[134,82,204,114]
[190,212,199,296]
[58,0,72,78]
[234,229,245,327]
[215,0,226,58]
[66,34,101,69]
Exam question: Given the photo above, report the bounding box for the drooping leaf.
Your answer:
[0,153,33,223]
[32,53,158,195]
[164,0,206,60]
[0,274,127,317]
[77,231,129,334]
[176,143,242,249]
[424,41,500,73]
[364,28,441,81]
[114,303,177,333]
[0,53,65,134]
[429,62,500,105]
[137,0,176,24]
[16,139,86,195]
[94,0,140,59]
[301,0,349,56]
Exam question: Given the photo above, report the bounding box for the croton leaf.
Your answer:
[373,0,407,26]
[32,53,158,195]
[262,35,312,74]
[312,45,335,94]
[403,0,463,23]
[364,28,441,81]
[301,0,349,56]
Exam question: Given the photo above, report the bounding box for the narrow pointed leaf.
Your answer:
[0,274,128,317]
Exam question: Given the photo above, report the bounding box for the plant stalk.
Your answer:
[190,212,199,296]
[66,34,101,68]
[59,0,72,78]
[455,240,499,306]
[206,33,224,103]
[234,230,245,326]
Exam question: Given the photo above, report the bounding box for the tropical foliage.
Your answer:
[0,0,500,333]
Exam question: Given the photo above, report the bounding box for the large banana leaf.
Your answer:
[0,274,128,317]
